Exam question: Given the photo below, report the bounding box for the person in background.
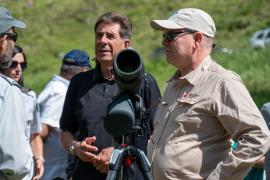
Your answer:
[60,12,161,180]
[1,45,44,180]
[261,102,270,180]
[38,49,91,180]
[147,8,270,180]
[0,6,33,180]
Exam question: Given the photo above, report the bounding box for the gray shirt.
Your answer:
[0,74,33,180]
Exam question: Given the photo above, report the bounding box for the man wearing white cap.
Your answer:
[0,7,34,180]
[147,8,270,180]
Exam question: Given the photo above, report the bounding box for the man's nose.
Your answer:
[99,34,109,44]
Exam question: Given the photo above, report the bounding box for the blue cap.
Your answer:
[63,49,91,67]
[0,7,26,33]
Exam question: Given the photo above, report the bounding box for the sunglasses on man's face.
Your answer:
[9,61,27,69]
[0,32,18,42]
[162,30,196,42]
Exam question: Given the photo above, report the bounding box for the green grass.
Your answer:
[2,0,270,108]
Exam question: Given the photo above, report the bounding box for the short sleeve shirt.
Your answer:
[23,90,41,141]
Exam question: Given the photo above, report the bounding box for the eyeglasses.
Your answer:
[9,61,27,69]
[163,30,196,42]
[0,32,18,42]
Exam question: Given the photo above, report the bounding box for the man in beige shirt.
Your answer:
[147,8,270,180]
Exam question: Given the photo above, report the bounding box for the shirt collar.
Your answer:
[169,56,213,87]
[180,56,213,86]
[53,74,70,86]
[91,63,115,83]
[92,63,106,82]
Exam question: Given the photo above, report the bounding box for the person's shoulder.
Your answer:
[71,69,94,83]
[144,72,157,83]
[0,73,20,87]
[262,102,270,111]
[208,60,241,82]
[26,89,37,99]
[261,102,270,124]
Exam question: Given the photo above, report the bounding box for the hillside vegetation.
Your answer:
[2,0,270,107]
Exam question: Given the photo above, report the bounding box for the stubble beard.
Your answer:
[0,41,13,69]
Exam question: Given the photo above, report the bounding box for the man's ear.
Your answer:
[124,39,131,48]
[194,32,203,48]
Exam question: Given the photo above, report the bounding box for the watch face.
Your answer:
[69,142,76,155]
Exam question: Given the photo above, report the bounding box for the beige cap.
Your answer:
[151,8,216,38]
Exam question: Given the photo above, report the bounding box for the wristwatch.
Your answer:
[69,141,76,156]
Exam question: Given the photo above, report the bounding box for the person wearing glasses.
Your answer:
[147,8,270,180]
[0,7,34,180]
[1,45,45,180]
[59,12,161,180]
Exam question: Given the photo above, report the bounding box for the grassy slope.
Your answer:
[2,0,270,107]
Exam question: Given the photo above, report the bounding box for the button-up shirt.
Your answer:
[147,56,270,180]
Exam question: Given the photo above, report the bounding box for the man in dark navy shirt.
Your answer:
[60,12,160,180]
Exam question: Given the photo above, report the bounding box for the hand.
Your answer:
[75,136,100,163]
[93,147,114,174]
[32,158,44,180]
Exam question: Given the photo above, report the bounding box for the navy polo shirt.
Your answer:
[60,64,161,179]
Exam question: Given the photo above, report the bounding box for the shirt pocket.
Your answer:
[169,96,198,122]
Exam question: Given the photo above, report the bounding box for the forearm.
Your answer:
[207,131,270,179]
[60,130,76,153]
[30,133,43,157]
[30,133,44,179]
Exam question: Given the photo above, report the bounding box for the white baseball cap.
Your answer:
[151,8,216,38]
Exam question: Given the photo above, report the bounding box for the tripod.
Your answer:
[106,144,152,180]
[105,93,152,180]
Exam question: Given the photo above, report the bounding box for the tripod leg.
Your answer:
[132,148,153,180]
[106,149,124,180]
[106,147,153,180]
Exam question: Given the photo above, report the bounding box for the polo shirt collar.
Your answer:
[92,63,102,82]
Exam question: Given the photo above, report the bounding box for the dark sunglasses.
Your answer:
[10,61,27,69]
[0,32,18,42]
[163,30,196,42]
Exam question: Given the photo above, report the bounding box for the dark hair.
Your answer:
[13,45,27,64]
[12,45,28,89]
[94,12,132,39]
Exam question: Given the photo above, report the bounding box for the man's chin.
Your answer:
[97,56,113,62]
[0,54,12,68]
